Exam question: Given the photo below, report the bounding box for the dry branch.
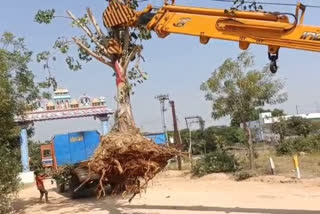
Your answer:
[134,53,148,79]
[66,10,93,38]
[72,37,113,67]
[67,10,112,60]
[86,8,104,38]
[123,45,142,71]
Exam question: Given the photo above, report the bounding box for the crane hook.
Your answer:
[270,60,278,74]
[268,51,279,74]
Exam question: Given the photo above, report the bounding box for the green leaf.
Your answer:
[54,39,70,54]
[34,9,55,24]
[72,14,89,27]
[130,32,138,40]
[36,51,50,62]
[77,37,92,62]
[66,56,82,71]
[42,92,52,99]
[138,26,152,40]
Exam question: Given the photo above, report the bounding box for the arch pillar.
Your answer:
[98,115,111,136]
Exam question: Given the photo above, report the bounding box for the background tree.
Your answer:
[271,108,285,117]
[28,141,44,171]
[287,116,313,138]
[0,32,46,213]
[168,125,245,155]
[201,51,287,169]
[231,108,267,127]
[35,0,151,133]
[231,108,285,127]
[271,116,288,143]
[272,116,313,143]
[311,120,320,133]
[170,129,206,154]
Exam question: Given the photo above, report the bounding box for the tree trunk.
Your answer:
[243,122,255,170]
[112,60,137,133]
[280,132,284,143]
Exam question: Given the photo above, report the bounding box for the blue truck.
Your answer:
[41,130,167,198]
[143,132,167,145]
[40,130,101,198]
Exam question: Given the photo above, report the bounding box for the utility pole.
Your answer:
[155,94,169,144]
[185,118,192,160]
[185,116,205,163]
[169,100,182,170]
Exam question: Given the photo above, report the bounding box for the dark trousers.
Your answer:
[39,189,48,202]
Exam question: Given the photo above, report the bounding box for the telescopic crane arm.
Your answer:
[103,1,320,73]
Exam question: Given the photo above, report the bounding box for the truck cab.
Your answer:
[40,144,55,170]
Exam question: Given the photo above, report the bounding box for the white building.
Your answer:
[241,112,320,142]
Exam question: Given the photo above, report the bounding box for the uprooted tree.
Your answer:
[35,0,179,199]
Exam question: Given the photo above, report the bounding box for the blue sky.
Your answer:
[1,0,320,141]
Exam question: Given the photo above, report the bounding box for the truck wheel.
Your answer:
[105,183,114,195]
[56,182,65,193]
[68,174,81,199]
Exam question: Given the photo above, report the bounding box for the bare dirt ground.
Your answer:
[13,171,320,214]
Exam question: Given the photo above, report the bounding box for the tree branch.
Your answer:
[133,49,147,79]
[67,10,112,60]
[72,37,113,68]
[66,10,93,38]
[123,45,142,71]
[134,60,147,79]
[122,27,130,64]
[86,8,104,38]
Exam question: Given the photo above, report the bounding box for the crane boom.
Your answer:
[103,1,320,73]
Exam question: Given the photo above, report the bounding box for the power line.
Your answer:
[210,0,320,8]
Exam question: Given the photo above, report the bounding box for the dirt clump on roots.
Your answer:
[87,131,180,200]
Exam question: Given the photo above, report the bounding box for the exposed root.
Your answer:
[128,173,154,203]
[97,169,107,199]
[87,131,180,201]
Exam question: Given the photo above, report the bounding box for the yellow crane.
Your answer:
[103,0,320,73]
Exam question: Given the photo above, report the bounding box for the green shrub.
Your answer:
[29,141,44,172]
[234,170,256,181]
[276,135,320,155]
[0,144,21,214]
[52,165,74,186]
[192,150,239,176]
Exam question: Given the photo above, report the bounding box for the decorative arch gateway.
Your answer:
[79,94,92,106]
[14,88,114,174]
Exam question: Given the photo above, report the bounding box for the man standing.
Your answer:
[34,170,49,203]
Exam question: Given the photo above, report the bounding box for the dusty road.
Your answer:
[13,171,320,214]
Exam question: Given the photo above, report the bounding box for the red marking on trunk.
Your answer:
[114,60,125,86]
